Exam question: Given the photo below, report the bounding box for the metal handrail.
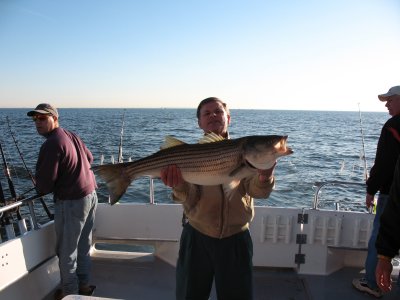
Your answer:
[312,181,366,210]
[149,178,155,204]
[0,194,49,230]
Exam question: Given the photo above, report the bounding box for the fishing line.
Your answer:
[118,109,126,163]
[358,103,369,182]
[6,117,35,184]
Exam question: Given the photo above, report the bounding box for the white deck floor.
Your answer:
[44,252,400,300]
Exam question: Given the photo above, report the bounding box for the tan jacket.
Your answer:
[172,175,274,238]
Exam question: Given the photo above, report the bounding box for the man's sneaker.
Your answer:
[352,278,383,298]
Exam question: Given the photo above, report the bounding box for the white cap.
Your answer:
[378,86,400,101]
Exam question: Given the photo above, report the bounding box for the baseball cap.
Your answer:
[378,86,400,101]
[27,103,59,117]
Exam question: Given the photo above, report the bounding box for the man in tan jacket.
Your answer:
[161,97,276,300]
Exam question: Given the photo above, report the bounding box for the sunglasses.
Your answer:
[31,115,51,122]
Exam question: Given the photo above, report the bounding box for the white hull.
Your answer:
[1,202,379,299]
[0,222,59,300]
[94,203,372,274]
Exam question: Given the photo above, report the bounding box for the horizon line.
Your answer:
[0,107,386,113]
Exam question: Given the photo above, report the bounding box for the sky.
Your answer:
[0,0,399,111]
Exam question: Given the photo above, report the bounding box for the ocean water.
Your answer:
[0,108,388,216]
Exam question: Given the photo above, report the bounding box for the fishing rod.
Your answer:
[358,104,375,214]
[0,140,28,233]
[0,142,17,198]
[6,117,37,185]
[0,176,7,239]
[358,103,369,182]
[117,109,126,163]
[5,117,53,219]
[0,142,18,238]
[0,178,16,240]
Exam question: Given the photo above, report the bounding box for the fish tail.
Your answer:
[92,164,133,205]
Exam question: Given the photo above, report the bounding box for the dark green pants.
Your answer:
[176,223,253,300]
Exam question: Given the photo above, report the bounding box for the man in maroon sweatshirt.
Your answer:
[27,103,97,299]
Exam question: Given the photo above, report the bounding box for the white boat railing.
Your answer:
[0,194,50,243]
[143,178,368,211]
[312,181,367,211]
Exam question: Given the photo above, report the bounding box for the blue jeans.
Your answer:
[365,193,388,289]
[54,191,98,295]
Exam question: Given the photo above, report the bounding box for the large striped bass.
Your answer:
[92,133,293,204]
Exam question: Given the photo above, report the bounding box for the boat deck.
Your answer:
[46,251,400,300]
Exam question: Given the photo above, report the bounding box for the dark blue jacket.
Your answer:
[376,155,400,258]
[367,115,400,195]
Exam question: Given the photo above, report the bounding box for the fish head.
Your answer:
[243,135,293,170]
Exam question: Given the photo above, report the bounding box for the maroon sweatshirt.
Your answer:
[35,127,97,200]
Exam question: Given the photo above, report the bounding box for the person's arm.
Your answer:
[35,142,61,195]
[365,193,375,209]
[242,162,276,199]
